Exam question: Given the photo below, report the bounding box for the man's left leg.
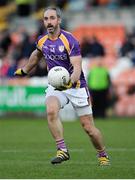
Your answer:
[79,114,110,166]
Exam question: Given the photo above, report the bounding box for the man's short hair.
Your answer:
[44,7,62,18]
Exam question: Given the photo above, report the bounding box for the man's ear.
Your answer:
[58,17,62,24]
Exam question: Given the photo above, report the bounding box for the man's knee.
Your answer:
[47,106,57,117]
[46,97,60,119]
[80,115,95,136]
[82,123,99,138]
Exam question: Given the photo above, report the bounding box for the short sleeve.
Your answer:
[36,34,48,52]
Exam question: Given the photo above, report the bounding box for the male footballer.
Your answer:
[15,7,110,166]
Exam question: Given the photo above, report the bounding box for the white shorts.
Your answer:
[45,85,93,116]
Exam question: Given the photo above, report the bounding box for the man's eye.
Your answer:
[51,16,55,20]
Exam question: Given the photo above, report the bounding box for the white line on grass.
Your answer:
[1,148,135,153]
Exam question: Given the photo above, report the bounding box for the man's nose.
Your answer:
[47,19,51,24]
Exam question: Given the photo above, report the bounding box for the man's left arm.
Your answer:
[58,56,82,90]
[70,55,82,84]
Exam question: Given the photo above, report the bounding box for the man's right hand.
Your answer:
[14,68,27,77]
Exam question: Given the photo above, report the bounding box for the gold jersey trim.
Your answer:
[59,33,70,54]
[37,35,48,50]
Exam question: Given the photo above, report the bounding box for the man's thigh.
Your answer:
[45,85,68,108]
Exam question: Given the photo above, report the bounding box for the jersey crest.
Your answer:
[59,45,64,52]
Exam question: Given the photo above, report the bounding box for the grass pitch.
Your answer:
[0,117,135,179]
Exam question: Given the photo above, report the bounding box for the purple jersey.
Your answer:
[37,29,87,88]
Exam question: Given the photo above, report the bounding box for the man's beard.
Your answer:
[47,25,57,34]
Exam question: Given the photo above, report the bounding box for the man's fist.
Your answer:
[55,81,72,91]
[14,68,27,77]
[63,80,72,89]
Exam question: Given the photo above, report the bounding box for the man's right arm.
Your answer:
[14,49,43,76]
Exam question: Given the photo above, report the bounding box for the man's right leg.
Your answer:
[45,96,70,164]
